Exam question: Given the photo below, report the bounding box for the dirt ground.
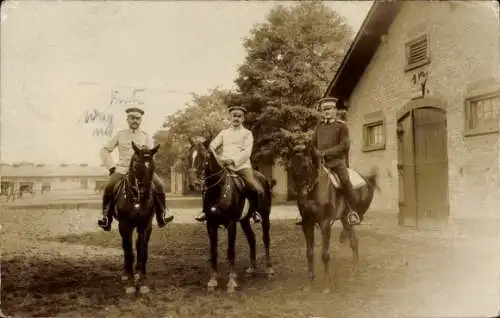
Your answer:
[1,206,499,318]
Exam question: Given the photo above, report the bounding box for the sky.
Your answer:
[1,0,372,165]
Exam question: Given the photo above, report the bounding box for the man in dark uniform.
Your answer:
[295,97,360,226]
[97,107,174,231]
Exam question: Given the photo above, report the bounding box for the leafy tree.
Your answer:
[153,88,231,187]
[232,0,354,164]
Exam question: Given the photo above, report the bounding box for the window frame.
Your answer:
[464,90,500,137]
[362,112,386,152]
[404,33,431,72]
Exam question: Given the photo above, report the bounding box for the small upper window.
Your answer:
[405,34,430,71]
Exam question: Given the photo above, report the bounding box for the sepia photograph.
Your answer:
[1,0,500,317]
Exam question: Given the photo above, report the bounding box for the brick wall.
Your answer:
[346,1,500,219]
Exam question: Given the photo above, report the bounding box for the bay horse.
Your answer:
[280,128,379,293]
[113,141,160,295]
[187,136,276,293]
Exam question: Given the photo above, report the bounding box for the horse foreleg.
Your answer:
[320,221,332,294]
[226,221,238,293]
[301,219,315,290]
[136,222,152,294]
[207,223,219,291]
[119,221,135,294]
[240,219,257,277]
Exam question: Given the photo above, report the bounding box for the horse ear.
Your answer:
[150,144,160,155]
[131,141,140,153]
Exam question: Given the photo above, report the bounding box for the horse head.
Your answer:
[129,141,160,186]
[279,127,319,198]
[187,135,221,192]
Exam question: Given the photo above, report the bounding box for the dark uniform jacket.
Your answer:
[312,119,350,168]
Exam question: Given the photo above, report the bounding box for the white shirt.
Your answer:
[209,125,253,171]
[100,129,153,174]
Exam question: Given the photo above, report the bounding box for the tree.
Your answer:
[153,88,231,187]
[233,0,354,164]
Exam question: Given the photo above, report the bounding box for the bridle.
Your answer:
[123,155,154,207]
[189,147,227,194]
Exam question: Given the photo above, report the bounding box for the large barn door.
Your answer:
[397,107,449,227]
[413,107,449,221]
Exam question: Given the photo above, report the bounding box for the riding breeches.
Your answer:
[328,164,358,210]
[235,169,264,196]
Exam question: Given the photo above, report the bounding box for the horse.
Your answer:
[280,128,379,293]
[187,136,276,293]
[112,141,160,295]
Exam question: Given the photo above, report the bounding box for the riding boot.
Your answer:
[154,191,174,227]
[98,195,113,231]
[250,190,263,223]
[342,183,361,225]
[195,211,206,222]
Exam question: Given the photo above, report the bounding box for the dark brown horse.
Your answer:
[187,136,276,293]
[280,128,379,293]
[113,141,160,295]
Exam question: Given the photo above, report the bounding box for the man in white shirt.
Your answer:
[98,107,174,231]
[194,105,264,223]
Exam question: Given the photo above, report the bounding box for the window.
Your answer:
[464,93,500,136]
[405,34,430,71]
[80,179,88,189]
[362,112,386,152]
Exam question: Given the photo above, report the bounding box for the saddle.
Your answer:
[227,172,246,192]
[323,167,366,189]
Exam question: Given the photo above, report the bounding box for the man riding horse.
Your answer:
[97,107,175,231]
[296,97,360,226]
[194,104,264,223]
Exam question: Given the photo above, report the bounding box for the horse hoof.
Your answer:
[207,279,218,291]
[125,286,136,294]
[245,267,256,277]
[265,267,275,278]
[139,286,150,294]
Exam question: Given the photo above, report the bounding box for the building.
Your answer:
[323,1,500,225]
[0,163,108,198]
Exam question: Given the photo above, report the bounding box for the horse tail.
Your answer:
[365,166,380,192]
[269,179,277,189]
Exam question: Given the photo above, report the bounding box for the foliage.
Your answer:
[153,88,231,182]
[233,0,354,164]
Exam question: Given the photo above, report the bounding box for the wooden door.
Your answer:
[397,107,449,227]
[397,112,417,226]
[413,107,449,220]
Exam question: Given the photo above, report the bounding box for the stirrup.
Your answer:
[347,211,361,225]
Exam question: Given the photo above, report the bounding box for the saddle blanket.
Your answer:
[323,167,366,189]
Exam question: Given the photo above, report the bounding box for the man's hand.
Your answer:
[313,149,323,158]
[109,167,116,176]
[221,159,235,167]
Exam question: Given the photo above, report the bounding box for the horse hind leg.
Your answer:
[261,211,274,278]
[341,216,359,273]
[240,219,257,277]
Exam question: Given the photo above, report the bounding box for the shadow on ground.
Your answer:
[3,221,452,317]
